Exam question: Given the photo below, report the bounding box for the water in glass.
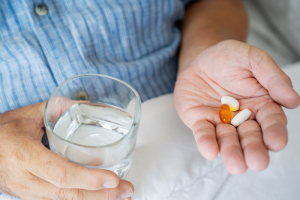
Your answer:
[51,103,135,178]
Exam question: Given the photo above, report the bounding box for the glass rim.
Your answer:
[44,74,141,149]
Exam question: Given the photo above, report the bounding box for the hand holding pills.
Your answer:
[174,40,300,175]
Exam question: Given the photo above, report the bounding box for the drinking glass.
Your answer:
[44,74,141,179]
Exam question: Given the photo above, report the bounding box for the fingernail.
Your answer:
[121,198,129,200]
[103,179,117,188]
[121,188,133,198]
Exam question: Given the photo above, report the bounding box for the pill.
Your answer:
[231,109,251,127]
[221,96,239,111]
[219,104,232,124]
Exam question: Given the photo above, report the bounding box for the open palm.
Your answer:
[174,40,300,174]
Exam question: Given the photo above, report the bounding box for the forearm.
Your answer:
[178,0,248,73]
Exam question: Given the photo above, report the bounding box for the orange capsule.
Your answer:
[219,104,232,124]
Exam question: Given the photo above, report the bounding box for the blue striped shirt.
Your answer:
[0,0,190,113]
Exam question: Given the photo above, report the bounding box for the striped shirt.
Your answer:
[0,0,191,113]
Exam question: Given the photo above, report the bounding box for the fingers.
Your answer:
[237,120,269,171]
[26,142,120,190]
[48,180,134,200]
[216,123,247,175]
[217,102,285,173]
[193,105,276,174]
[19,175,133,200]
[247,45,300,109]
[267,72,300,109]
[192,120,219,160]
[256,102,288,152]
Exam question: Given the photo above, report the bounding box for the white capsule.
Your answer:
[221,96,239,111]
[231,109,251,127]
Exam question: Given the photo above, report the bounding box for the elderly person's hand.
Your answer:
[174,40,300,174]
[0,101,134,199]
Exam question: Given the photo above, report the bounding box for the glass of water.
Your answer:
[44,74,141,179]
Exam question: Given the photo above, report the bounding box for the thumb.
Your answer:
[248,45,300,109]
[44,96,91,126]
[26,141,120,190]
[21,97,87,129]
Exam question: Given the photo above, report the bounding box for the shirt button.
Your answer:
[35,3,48,16]
[79,91,88,100]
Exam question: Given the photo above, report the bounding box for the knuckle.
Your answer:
[56,188,68,200]
[0,172,21,198]
[10,180,29,194]
[103,189,118,200]
[42,160,68,188]
[260,52,273,65]
[10,148,26,163]
[260,50,271,58]
[284,75,292,84]
[0,122,16,143]
[70,190,85,200]
[0,171,10,194]
[61,189,84,200]
[54,166,68,188]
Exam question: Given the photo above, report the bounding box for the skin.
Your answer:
[1,0,299,198]
[175,0,300,174]
[0,100,133,200]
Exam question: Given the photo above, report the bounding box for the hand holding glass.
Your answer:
[44,74,141,179]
